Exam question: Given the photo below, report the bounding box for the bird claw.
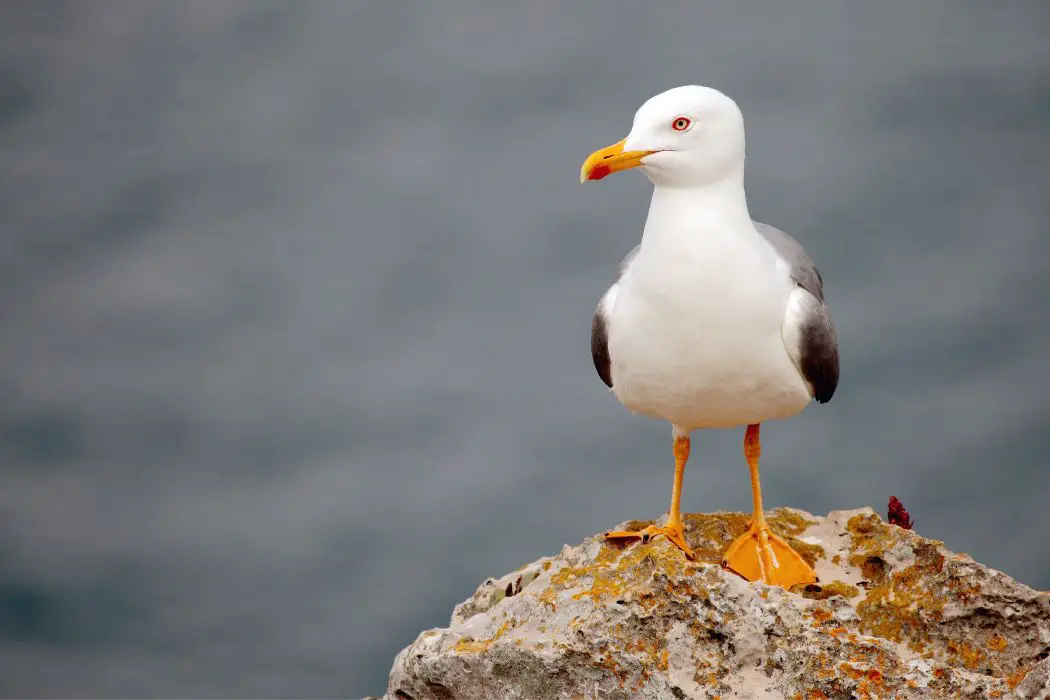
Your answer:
[605,522,696,560]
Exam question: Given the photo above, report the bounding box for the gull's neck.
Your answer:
[642,165,752,245]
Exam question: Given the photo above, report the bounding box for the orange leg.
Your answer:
[605,434,695,559]
[722,424,817,587]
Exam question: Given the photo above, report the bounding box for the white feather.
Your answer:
[599,87,815,430]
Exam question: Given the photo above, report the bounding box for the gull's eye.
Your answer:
[671,116,691,132]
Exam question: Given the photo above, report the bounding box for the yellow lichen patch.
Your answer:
[986,635,1008,652]
[824,580,861,598]
[845,512,901,578]
[855,546,947,647]
[768,510,824,566]
[682,512,751,564]
[768,508,819,537]
[537,582,559,611]
[679,510,823,569]
[451,637,490,654]
[540,537,706,608]
[798,580,861,601]
[452,620,512,654]
[571,573,626,603]
[849,514,955,657]
[787,539,826,568]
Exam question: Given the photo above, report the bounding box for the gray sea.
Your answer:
[1,2,1048,697]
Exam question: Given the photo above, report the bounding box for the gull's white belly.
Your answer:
[607,257,812,429]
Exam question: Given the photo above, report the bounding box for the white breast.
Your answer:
[606,216,812,430]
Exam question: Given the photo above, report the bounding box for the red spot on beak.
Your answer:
[588,164,611,181]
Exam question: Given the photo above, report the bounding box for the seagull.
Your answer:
[580,85,839,588]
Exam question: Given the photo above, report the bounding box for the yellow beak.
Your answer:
[580,139,653,183]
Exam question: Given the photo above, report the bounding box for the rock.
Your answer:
[1013,657,1050,699]
[383,508,1050,699]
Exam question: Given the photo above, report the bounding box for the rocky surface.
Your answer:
[381,507,1050,699]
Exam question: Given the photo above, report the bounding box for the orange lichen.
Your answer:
[946,640,985,670]
[834,661,892,698]
[1006,667,1029,690]
[593,644,628,688]
[812,606,832,622]
[986,635,1008,652]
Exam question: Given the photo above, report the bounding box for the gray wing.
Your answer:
[591,244,639,388]
[754,222,839,403]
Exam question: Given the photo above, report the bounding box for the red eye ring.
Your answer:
[671,117,691,131]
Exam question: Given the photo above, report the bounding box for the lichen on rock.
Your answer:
[382,507,1050,699]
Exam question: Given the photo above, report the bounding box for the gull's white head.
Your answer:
[580,85,745,188]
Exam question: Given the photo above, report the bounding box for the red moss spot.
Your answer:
[887,496,914,529]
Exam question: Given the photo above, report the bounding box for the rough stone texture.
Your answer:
[383,508,1050,699]
[1012,657,1050,699]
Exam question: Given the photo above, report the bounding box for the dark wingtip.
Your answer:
[814,375,837,403]
[591,311,613,388]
